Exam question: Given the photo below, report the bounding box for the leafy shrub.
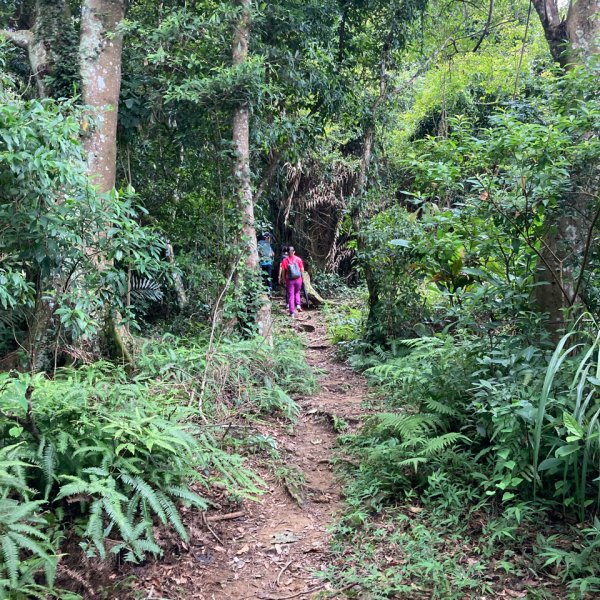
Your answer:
[0,344,269,595]
[136,332,316,419]
[311,272,355,299]
[346,321,600,511]
[323,300,366,354]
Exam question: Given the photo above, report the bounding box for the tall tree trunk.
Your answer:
[352,40,390,334]
[80,0,132,364]
[0,0,77,98]
[231,0,272,343]
[80,0,125,194]
[531,0,600,333]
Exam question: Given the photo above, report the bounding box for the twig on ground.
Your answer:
[323,582,359,598]
[262,584,325,599]
[202,512,224,545]
[206,510,245,523]
[276,560,294,586]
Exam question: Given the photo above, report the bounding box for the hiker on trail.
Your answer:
[257,233,275,294]
[279,246,304,318]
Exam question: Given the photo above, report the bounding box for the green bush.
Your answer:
[0,342,270,596]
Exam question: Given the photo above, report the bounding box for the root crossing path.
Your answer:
[127,309,367,600]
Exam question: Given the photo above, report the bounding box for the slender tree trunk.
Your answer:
[352,41,390,333]
[165,240,189,310]
[80,0,133,364]
[531,0,600,334]
[353,125,380,329]
[80,0,125,193]
[231,0,272,343]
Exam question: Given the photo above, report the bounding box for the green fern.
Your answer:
[366,412,443,440]
[0,446,57,597]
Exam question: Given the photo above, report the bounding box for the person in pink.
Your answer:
[279,246,304,318]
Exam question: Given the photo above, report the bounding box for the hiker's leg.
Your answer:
[286,279,295,315]
[294,279,302,309]
[261,264,272,292]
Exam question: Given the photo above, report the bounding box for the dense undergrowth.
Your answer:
[324,298,600,599]
[317,56,600,600]
[0,329,315,598]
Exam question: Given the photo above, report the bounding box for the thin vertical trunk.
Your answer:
[531,0,600,334]
[353,41,390,333]
[80,0,132,364]
[165,240,189,310]
[231,0,272,343]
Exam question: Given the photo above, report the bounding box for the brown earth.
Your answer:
[112,307,367,600]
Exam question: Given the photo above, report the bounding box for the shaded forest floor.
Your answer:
[100,303,575,600]
[112,306,367,600]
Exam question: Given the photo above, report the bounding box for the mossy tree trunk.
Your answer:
[531,0,600,335]
[231,0,272,344]
[80,0,132,365]
[0,0,78,99]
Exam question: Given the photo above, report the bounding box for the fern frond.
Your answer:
[367,412,441,440]
[1,535,19,585]
[84,500,106,560]
[422,433,470,456]
[7,531,51,563]
[423,397,460,417]
[121,475,166,524]
[42,443,56,500]
[131,538,162,557]
[0,500,45,525]
[167,486,209,510]
[101,497,134,542]
[55,480,90,500]
[397,457,429,472]
[155,491,187,541]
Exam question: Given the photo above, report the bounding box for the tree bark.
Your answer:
[352,39,390,333]
[531,0,600,333]
[0,0,77,98]
[532,0,599,68]
[165,240,189,310]
[231,0,272,343]
[80,0,126,194]
[80,0,132,365]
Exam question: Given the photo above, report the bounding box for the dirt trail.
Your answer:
[125,308,367,600]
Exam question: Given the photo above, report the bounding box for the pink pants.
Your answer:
[286,278,303,315]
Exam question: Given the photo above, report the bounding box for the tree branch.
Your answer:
[0,29,32,49]
[472,0,494,52]
[570,198,600,305]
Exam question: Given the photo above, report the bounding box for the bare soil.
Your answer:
[114,307,367,600]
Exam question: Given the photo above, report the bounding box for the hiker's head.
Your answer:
[281,245,289,255]
[288,246,296,256]
[262,232,272,242]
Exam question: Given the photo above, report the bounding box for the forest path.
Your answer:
[126,306,367,600]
